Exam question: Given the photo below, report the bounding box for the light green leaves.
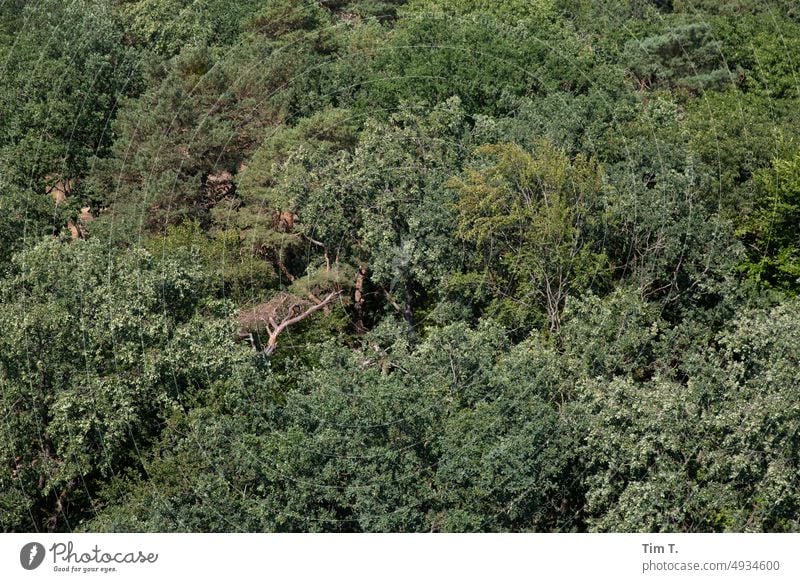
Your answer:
[451,140,608,331]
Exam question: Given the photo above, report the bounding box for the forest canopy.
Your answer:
[2,0,800,532]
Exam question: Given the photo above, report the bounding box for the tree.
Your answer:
[0,238,262,531]
[354,8,595,116]
[116,0,264,56]
[737,149,800,292]
[578,298,800,531]
[0,0,139,264]
[86,319,578,532]
[238,289,344,355]
[235,99,473,333]
[450,140,609,332]
[624,21,733,93]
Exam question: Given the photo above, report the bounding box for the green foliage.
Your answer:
[3,0,800,534]
[746,25,800,99]
[117,0,265,55]
[346,99,470,292]
[355,10,598,116]
[0,0,138,181]
[737,150,800,292]
[245,0,330,39]
[145,222,276,302]
[624,22,733,92]
[579,299,800,531]
[0,238,261,531]
[94,4,352,240]
[0,0,139,263]
[405,0,556,21]
[672,0,800,21]
[0,186,53,266]
[597,91,744,318]
[451,140,609,331]
[88,320,578,532]
[683,90,798,216]
[233,99,474,328]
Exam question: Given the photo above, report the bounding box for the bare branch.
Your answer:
[239,290,343,356]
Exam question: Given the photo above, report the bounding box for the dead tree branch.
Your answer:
[238,290,342,356]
